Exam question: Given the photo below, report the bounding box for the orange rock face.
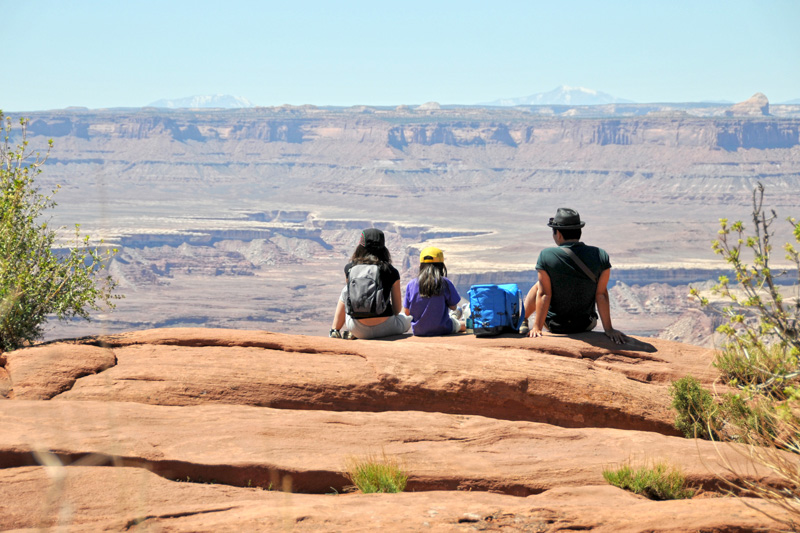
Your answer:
[0,328,794,531]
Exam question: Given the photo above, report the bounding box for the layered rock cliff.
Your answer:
[23,108,800,152]
[10,107,800,346]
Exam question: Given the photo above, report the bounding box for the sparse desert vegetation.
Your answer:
[344,452,408,494]
[603,460,695,501]
[671,184,800,529]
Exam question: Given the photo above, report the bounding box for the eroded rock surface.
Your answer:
[0,467,790,532]
[7,329,719,434]
[0,328,791,531]
[3,344,116,400]
[1,399,778,495]
[24,107,800,346]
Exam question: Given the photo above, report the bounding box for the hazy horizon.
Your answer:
[2,0,798,112]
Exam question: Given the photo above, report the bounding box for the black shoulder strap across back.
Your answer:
[561,247,597,283]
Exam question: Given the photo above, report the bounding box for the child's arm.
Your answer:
[401,282,411,316]
[445,279,460,311]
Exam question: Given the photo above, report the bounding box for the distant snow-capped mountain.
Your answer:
[147,94,255,109]
[484,85,633,106]
[781,98,800,105]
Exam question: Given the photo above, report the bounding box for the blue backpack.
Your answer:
[467,284,525,337]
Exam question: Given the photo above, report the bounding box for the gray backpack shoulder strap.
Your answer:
[561,247,597,283]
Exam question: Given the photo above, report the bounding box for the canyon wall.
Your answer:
[24,108,800,152]
[9,107,799,345]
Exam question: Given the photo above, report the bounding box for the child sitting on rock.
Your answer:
[402,247,466,336]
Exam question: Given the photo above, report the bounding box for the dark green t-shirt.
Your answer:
[535,242,611,333]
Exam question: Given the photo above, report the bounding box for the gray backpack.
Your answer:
[346,264,388,318]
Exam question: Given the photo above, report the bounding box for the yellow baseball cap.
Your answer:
[419,246,444,263]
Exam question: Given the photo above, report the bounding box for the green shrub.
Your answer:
[344,453,408,493]
[715,339,798,395]
[688,183,800,530]
[671,374,784,443]
[670,376,721,439]
[0,113,121,351]
[603,461,695,500]
[719,390,793,448]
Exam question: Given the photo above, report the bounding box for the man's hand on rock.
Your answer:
[604,328,628,344]
[528,327,545,338]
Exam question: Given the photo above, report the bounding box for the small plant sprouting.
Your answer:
[343,452,408,494]
[246,479,273,491]
[603,460,695,501]
[175,476,217,485]
[670,375,721,440]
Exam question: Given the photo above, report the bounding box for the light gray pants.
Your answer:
[345,313,412,339]
[339,286,412,339]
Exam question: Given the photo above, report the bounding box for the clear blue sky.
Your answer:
[2,0,798,111]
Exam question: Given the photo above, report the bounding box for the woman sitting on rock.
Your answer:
[330,228,412,340]
[403,246,466,336]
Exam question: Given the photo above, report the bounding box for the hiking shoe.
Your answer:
[342,331,356,340]
[329,329,342,339]
[519,320,530,336]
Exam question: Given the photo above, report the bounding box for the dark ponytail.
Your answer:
[418,262,447,298]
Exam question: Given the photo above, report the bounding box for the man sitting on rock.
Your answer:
[521,208,627,344]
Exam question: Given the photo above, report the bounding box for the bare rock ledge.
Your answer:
[0,466,789,532]
[0,328,791,531]
[5,329,719,434]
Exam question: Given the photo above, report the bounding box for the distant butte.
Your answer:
[726,92,770,117]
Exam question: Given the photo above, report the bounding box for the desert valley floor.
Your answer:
[12,103,797,347]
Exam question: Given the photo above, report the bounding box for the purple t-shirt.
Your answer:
[403,277,460,336]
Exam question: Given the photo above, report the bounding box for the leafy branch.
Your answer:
[691,183,800,393]
[0,112,122,352]
[677,183,800,528]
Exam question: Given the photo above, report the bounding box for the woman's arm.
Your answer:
[332,299,346,330]
[391,280,403,315]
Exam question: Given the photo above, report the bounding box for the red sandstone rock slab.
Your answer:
[403,330,719,384]
[0,367,10,398]
[95,327,719,385]
[25,328,716,435]
[0,400,778,495]
[1,344,116,400]
[0,329,788,532]
[0,466,790,532]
